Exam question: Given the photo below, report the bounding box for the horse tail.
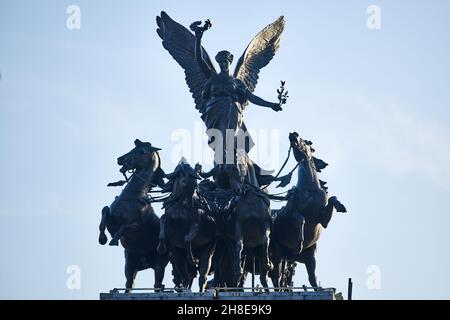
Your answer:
[98,206,109,245]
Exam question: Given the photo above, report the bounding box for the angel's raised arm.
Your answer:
[194,32,214,78]
[156,12,217,112]
[189,20,215,78]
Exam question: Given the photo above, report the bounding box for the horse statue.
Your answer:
[270,132,347,289]
[98,139,169,291]
[158,159,217,292]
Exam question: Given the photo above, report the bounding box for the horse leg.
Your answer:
[330,196,347,213]
[187,257,196,290]
[210,241,227,288]
[171,261,184,291]
[198,242,216,292]
[260,234,272,293]
[209,255,221,289]
[270,243,283,290]
[284,261,297,291]
[233,222,244,287]
[109,222,139,246]
[98,206,109,245]
[109,225,125,246]
[319,201,334,229]
[261,222,273,272]
[157,215,167,255]
[320,196,346,228]
[124,251,137,293]
[172,249,190,289]
[238,270,247,291]
[153,256,169,292]
[280,260,287,289]
[259,266,270,293]
[184,222,200,266]
[216,239,235,288]
[270,260,282,290]
[294,214,306,253]
[303,244,319,288]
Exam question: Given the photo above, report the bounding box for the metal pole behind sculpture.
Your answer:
[252,257,255,292]
[348,278,353,300]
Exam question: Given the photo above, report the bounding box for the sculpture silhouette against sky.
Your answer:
[157,11,286,164]
[98,12,346,292]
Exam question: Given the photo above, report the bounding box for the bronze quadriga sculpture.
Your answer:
[98,12,346,294]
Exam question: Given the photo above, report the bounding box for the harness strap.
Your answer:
[275,146,292,178]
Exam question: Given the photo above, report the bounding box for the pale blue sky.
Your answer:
[1,0,450,299]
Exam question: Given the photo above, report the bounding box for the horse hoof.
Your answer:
[109,239,119,246]
[330,196,347,213]
[99,233,107,245]
[206,280,214,290]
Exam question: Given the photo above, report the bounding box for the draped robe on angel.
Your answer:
[200,74,252,158]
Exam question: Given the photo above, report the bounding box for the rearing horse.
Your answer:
[270,132,346,289]
[98,139,169,291]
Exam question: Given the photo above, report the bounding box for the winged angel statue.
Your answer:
[157,12,285,165]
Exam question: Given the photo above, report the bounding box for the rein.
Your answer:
[149,194,172,203]
[130,171,148,184]
[260,145,299,194]
[266,189,289,201]
[274,146,292,178]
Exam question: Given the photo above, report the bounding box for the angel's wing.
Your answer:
[234,16,285,93]
[156,11,216,111]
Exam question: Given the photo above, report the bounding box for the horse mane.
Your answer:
[150,152,168,188]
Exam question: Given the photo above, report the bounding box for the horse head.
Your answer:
[117,139,161,174]
[165,158,202,199]
[289,132,314,162]
[289,132,328,173]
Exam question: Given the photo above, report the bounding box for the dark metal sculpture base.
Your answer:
[100,287,337,300]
